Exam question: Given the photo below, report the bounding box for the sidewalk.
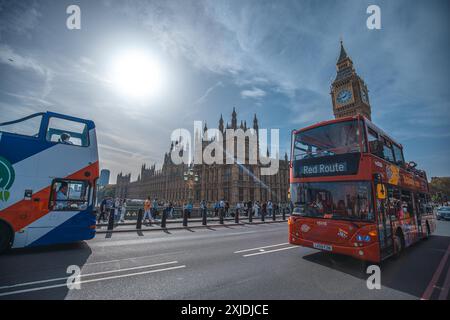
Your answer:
[96,214,290,233]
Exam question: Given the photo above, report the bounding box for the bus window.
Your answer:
[368,128,383,158]
[382,138,395,163]
[387,186,401,220]
[0,113,42,137]
[46,117,89,146]
[291,181,374,221]
[417,193,430,215]
[400,190,414,219]
[50,180,90,211]
[293,120,361,160]
[392,143,405,166]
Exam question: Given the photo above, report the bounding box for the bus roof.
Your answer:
[0,111,95,130]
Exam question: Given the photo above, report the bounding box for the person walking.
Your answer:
[267,200,273,217]
[247,200,253,217]
[200,200,207,219]
[236,202,242,218]
[152,198,159,221]
[262,202,267,218]
[119,198,127,223]
[143,196,152,224]
[214,201,219,217]
[253,201,260,217]
[183,202,189,220]
[114,198,121,221]
[187,201,193,218]
[169,201,174,219]
[219,199,225,219]
[98,197,109,223]
[225,201,230,217]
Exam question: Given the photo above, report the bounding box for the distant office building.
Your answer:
[98,169,110,187]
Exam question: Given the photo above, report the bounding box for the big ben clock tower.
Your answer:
[331,40,371,120]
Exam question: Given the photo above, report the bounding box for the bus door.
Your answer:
[413,193,423,237]
[375,184,394,258]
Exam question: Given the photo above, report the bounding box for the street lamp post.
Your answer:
[183,168,199,201]
[183,167,199,222]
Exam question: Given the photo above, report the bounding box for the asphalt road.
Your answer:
[0,220,449,300]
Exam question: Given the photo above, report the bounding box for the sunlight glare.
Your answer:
[111,50,165,99]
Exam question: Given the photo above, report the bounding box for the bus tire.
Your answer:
[424,222,431,240]
[393,229,404,259]
[0,221,13,254]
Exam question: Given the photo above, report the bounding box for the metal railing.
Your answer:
[96,205,292,232]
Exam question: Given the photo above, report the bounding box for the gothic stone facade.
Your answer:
[115,109,290,205]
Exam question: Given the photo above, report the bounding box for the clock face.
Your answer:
[336,89,352,104]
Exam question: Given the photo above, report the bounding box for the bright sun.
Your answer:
[110,50,165,99]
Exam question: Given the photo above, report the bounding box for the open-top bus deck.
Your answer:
[0,112,99,253]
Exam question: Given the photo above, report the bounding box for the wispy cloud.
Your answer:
[0,0,41,38]
[0,44,54,98]
[193,81,223,105]
[240,87,266,99]
[0,44,48,76]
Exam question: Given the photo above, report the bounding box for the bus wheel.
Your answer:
[424,222,431,240]
[393,230,404,259]
[0,222,13,254]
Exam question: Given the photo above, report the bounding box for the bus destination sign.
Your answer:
[301,162,347,175]
[294,154,359,178]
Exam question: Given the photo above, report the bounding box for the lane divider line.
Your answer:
[234,243,289,254]
[85,253,184,266]
[0,265,186,297]
[421,244,450,300]
[438,258,450,300]
[243,246,296,257]
[0,261,178,290]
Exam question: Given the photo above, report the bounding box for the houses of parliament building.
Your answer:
[116,109,291,204]
[115,41,372,204]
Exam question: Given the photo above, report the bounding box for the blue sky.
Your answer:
[0,0,449,183]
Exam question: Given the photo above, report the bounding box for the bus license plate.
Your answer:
[313,243,333,251]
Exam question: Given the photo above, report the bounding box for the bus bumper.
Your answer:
[289,233,381,263]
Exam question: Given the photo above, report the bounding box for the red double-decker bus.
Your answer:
[288,114,436,263]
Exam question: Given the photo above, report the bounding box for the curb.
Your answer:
[95,220,288,234]
[96,215,290,227]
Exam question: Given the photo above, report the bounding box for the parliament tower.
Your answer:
[331,40,372,120]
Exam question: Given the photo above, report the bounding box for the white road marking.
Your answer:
[0,264,186,297]
[234,243,289,254]
[85,253,184,265]
[94,230,260,247]
[243,246,296,257]
[0,260,178,290]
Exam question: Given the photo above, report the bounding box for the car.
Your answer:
[437,206,450,220]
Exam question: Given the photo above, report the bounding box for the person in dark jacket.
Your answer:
[262,202,267,218]
[247,200,253,216]
[97,197,109,223]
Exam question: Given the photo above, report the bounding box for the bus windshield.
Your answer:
[291,181,374,221]
[293,120,361,160]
